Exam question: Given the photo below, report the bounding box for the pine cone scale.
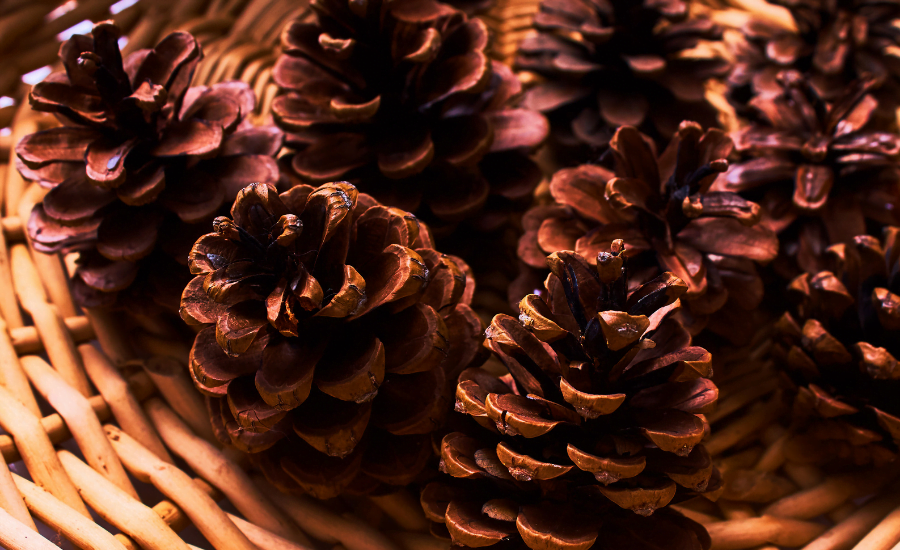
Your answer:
[41,175,115,223]
[313,336,385,402]
[96,207,164,261]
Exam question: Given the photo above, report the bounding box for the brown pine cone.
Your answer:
[775,227,900,465]
[181,182,487,498]
[728,0,900,127]
[422,246,718,550]
[516,0,731,160]
[271,0,548,235]
[716,70,900,277]
[18,21,282,312]
[516,122,778,342]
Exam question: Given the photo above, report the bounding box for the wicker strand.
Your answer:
[0,506,58,550]
[386,531,449,550]
[0,6,46,53]
[2,110,37,219]
[368,492,430,532]
[11,245,91,396]
[19,0,120,51]
[227,511,313,550]
[803,488,900,550]
[0,382,90,518]
[850,503,900,550]
[86,309,218,444]
[20,355,139,500]
[85,308,137,367]
[58,449,191,550]
[706,515,828,550]
[0,229,24,328]
[253,475,401,550]
[106,424,302,550]
[706,395,786,456]
[830,502,858,525]
[670,504,720,525]
[0,317,40,416]
[79,344,173,464]
[0,457,34,532]
[707,376,779,424]
[144,397,313,545]
[763,468,900,520]
[10,315,94,355]
[753,431,790,473]
[0,370,154,463]
[142,355,217,444]
[1,216,22,240]
[12,473,127,550]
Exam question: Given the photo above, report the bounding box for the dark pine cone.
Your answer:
[18,21,282,312]
[517,122,778,343]
[516,0,731,161]
[271,0,548,235]
[728,0,900,127]
[422,246,718,550]
[776,227,900,465]
[181,182,487,498]
[717,70,900,278]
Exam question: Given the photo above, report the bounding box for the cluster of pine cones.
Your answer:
[15,0,900,548]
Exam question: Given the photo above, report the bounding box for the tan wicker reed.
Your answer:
[480,0,540,66]
[1,1,900,550]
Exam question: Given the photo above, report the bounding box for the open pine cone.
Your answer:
[517,122,778,342]
[181,182,486,498]
[422,246,718,550]
[776,227,900,465]
[271,0,548,234]
[717,70,900,277]
[516,0,730,160]
[18,21,282,312]
[728,0,900,127]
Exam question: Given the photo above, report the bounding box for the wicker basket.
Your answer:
[1,2,900,550]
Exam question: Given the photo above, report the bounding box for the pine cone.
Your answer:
[516,0,731,159]
[271,0,548,234]
[517,122,778,342]
[18,21,282,312]
[717,70,900,277]
[422,246,718,550]
[181,182,486,498]
[776,227,900,465]
[728,0,900,126]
